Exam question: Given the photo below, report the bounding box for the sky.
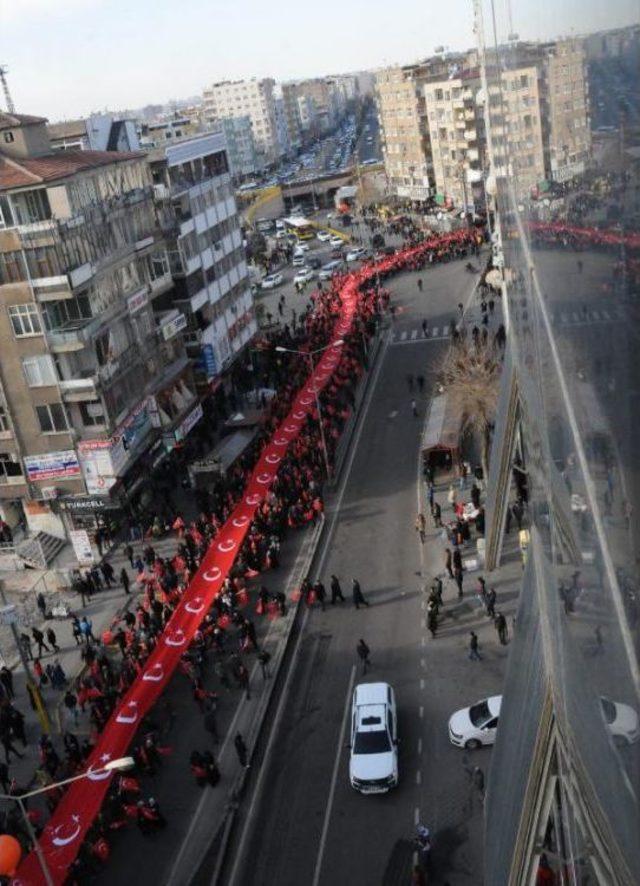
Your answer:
[1,0,638,121]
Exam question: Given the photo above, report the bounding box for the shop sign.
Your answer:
[161,313,187,341]
[58,497,121,513]
[174,403,204,443]
[127,287,148,315]
[69,529,95,566]
[201,344,217,381]
[23,450,81,482]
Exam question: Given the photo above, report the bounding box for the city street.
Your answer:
[224,258,515,886]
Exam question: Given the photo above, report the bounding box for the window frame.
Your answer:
[7,303,42,337]
[35,402,68,434]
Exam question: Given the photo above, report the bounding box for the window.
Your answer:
[0,195,13,229]
[35,403,68,433]
[3,131,14,144]
[0,252,26,284]
[0,453,23,485]
[79,400,105,427]
[0,405,11,433]
[22,355,58,387]
[8,303,42,336]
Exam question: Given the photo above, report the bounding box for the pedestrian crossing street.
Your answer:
[390,303,626,345]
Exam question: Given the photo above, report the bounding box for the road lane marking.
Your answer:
[419,706,424,719]
[401,330,408,341]
[411,329,418,340]
[560,312,568,323]
[432,326,439,337]
[602,310,611,321]
[421,636,426,647]
[416,771,422,785]
[591,310,600,321]
[420,678,425,690]
[418,738,422,754]
[414,807,420,825]
[312,664,357,886]
[572,311,579,322]
[421,601,426,611]
[420,658,426,669]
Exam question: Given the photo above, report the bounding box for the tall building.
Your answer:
[137,115,201,149]
[202,79,280,166]
[0,113,191,539]
[375,63,435,202]
[147,131,256,389]
[423,71,486,209]
[213,117,259,179]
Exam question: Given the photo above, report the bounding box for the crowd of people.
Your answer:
[7,224,484,881]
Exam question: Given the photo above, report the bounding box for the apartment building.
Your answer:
[423,72,486,209]
[147,131,256,392]
[541,39,591,183]
[47,115,140,153]
[213,117,259,179]
[0,113,190,538]
[375,64,434,201]
[202,79,280,166]
[138,115,201,149]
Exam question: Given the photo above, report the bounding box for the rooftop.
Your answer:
[0,112,48,131]
[47,119,88,140]
[0,149,146,191]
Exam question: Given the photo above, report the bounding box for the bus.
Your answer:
[284,217,316,241]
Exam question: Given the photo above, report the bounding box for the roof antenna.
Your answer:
[0,66,16,114]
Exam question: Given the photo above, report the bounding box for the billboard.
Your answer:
[23,450,81,483]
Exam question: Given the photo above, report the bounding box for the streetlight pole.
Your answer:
[0,757,134,886]
[275,340,344,479]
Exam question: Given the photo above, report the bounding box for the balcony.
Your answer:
[149,271,174,299]
[96,344,142,386]
[58,376,99,401]
[463,129,478,142]
[32,275,73,301]
[46,315,104,352]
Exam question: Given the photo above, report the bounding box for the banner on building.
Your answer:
[69,529,95,566]
[23,450,81,483]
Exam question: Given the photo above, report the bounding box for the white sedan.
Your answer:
[346,247,367,262]
[260,272,284,290]
[293,267,316,285]
[449,695,640,750]
[317,230,332,242]
[329,236,344,248]
[293,242,310,253]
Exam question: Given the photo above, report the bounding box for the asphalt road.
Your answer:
[226,258,511,886]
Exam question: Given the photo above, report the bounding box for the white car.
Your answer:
[346,247,367,262]
[293,267,316,285]
[317,230,332,242]
[260,273,283,290]
[349,682,399,794]
[319,260,344,280]
[293,242,310,253]
[292,254,306,267]
[329,236,344,248]
[448,696,501,749]
[449,695,640,750]
[275,219,285,231]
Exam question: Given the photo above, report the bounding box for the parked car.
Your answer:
[319,259,344,280]
[349,682,399,794]
[448,695,640,750]
[293,243,310,255]
[260,272,284,290]
[329,236,344,248]
[292,254,306,267]
[293,267,316,285]
[346,246,367,262]
[317,230,332,242]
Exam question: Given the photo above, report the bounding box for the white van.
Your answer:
[349,682,399,794]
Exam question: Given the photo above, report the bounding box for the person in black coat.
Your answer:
[352,579,370,609]
[330,575,345,604]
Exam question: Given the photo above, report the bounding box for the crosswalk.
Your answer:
[391,304,626,345]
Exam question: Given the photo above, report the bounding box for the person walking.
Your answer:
[494,612,508,645]
[125,543,135,569]
[234,732,249,768]
[330,575,345,604]
[427,606,438,639]
[415,513,426,544]
[0,666,14,701]
[468,631,482,661]
[417,278,423,292]
[46,627,60,653]
[433,501,442,528]
[313,581,326,612]
[79,616,96,645]
[203,707,220,745]
[454,568,464,599]
[357,639,371,674]
[31,627,50,657]
[36,592,47,620]
[444,549,454,580]
[0,722,23,764]
[422,319,429,337]
[237,662,251,700]
[257,650,271,681]
[120,567,131,595]
[100,561,115,588]
[352,579,370,609]
[485,587,497,619]
[19,633,33,661]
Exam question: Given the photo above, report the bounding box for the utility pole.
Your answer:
[0,66,16,114]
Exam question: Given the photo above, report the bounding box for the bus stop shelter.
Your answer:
[421,394,461,478]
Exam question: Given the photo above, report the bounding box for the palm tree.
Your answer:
[438,338,501,481]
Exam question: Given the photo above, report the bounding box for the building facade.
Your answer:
[147,132,256,393]
[202,79,280,166]
[47,115,140,154]
[213,117,259,179]
[0,113,190,536]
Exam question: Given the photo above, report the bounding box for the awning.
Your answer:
[190,428,258,477]
[421,394,461,456]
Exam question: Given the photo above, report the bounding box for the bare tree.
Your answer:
[439,339,501,480]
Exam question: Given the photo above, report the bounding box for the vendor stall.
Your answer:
[421,394,462,479]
